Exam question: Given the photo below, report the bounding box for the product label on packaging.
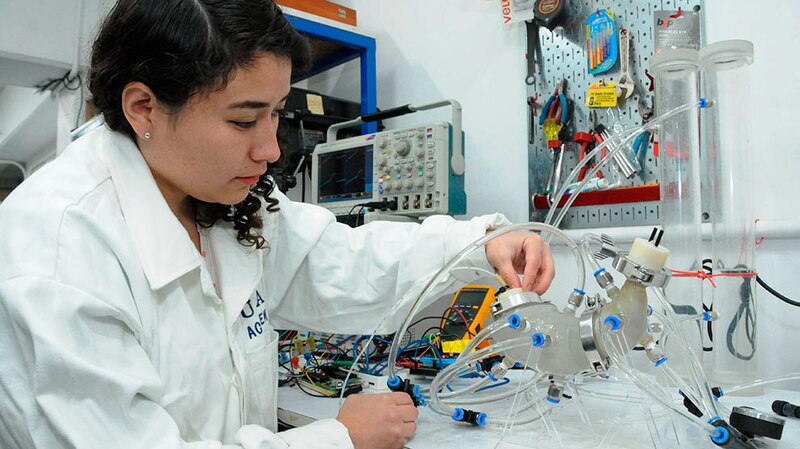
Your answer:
[654,10,701,52]
[500,0,534,24]
[586,82,618,107]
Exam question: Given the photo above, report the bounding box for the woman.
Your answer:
[0,1,554,448]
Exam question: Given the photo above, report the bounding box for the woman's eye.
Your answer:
[232,120,257,129]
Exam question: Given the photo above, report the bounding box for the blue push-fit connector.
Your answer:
[655,357,668,367]
[593,268,606,277]
[703,311,712,321]
[387,376,401,389]
[508,314,522,329]
[532,333,546,347]
[546,397,560,404]
[452,408,465,421]
[573,288,586,295]
[699,98,708,108]
[604,315,622,331]
[476,413,487,427]
[711,426,729,444]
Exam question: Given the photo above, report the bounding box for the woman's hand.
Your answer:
[337,392,418,449]
[485,232,554,294]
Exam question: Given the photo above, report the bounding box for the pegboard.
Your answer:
[527,0,704,229]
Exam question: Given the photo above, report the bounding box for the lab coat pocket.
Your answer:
[242,324,279,432]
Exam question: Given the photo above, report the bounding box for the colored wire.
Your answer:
[757,275,800,307]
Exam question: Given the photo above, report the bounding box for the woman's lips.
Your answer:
[235,175,261,185]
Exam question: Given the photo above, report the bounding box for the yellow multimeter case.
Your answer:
[440,285,496,354]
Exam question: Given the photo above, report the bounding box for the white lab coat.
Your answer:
[0,127,509,449]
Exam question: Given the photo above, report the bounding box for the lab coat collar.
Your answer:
[201,223,266,327]
[100,129,201,291]
[100,128,265,325]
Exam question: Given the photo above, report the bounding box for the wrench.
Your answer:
[616,27,634,99]
[527,95,538,144]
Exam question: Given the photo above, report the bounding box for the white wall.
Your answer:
[306,0,800,381]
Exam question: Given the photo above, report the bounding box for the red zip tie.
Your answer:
[755,218,765,245]
[670,7,682,18]
[670,269,758,289]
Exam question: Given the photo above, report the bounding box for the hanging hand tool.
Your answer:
[574,110,604,182]
[533,0,567,30]
[616,27,635,99]
[527,94,539,144]
[539,80,570,205]
[525,20,541,86]
[595,123,638,179]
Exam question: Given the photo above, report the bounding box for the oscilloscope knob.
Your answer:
[395,139,411,156]
[375,134,387,148]
[415,146,425,158]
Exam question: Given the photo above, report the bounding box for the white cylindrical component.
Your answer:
[650,49,704,361]
[627,237,670,270]
[700,40,757,387]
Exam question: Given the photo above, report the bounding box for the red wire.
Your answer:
[670,269,757,289]
[442,306,472,336]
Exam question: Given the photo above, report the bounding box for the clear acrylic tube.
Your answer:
[700,40,757,387]
[650,49,705,361]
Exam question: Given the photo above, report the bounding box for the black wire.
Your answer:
[406,315,472,333]
[726,270,756,361]
[293,380,334,398]
[347,203,369,227]
[757,275,800,307]
[701,259,714,351]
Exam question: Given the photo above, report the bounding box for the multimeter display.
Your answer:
[443,288,491,338]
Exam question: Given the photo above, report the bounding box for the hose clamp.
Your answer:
[612,255,671,288]
[579,310,610,372]
[490,290,543,318]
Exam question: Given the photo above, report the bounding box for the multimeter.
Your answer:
[440,285,496,354]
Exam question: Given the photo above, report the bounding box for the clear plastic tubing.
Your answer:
[545,100,709,229]
[652,287,720,418]
[386,223,584,381]
[650,49,705,359]
[700,40,758,388]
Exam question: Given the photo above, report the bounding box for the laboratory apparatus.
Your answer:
[700,40,758,387]
[311,99,466,217]
[371,99,771,449]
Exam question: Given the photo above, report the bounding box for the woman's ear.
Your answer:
[121,81,157,140]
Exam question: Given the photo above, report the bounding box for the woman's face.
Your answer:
[143,52,291,207]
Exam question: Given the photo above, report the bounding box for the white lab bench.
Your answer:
[278,378,800,449]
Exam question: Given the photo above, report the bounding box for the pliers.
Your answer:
[573,110,604,182]
[539,79,569,147]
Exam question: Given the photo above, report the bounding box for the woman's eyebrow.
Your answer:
[227,93,290,110]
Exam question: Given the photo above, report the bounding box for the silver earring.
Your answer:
[144,131,151,139]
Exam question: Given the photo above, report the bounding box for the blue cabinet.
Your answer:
[286,14,377,134]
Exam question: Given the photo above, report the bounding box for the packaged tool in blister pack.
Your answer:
[586,8,618,75]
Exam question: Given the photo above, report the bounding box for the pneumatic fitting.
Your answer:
[707,416,757,448]
[387,376,421,407]
[451,408,487,427]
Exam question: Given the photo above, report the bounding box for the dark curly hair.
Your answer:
[88,0,311,248]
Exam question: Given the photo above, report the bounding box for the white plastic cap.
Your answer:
[699,40,754,71]
[627,238,670,271]
[650,48,700,74]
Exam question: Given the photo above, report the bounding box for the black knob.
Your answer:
[772,400,800,418]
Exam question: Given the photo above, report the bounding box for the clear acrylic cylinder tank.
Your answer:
[650,49,704,359]
[700,40,757,387]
